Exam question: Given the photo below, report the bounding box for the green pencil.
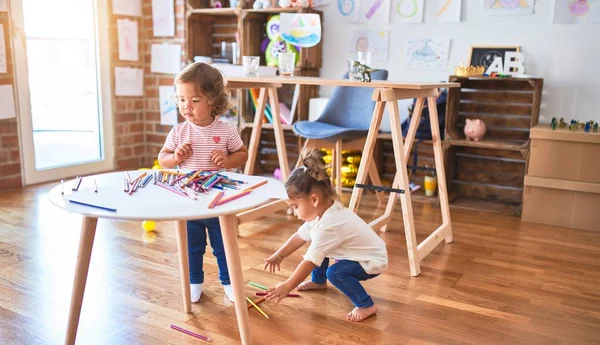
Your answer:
[249,281,268,290]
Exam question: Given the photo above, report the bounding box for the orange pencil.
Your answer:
[215,190,251,206]
[131,172,147,185]
[247,296,266,309]
[207,191,224,209]
[185,170,202,185]
[243,180,268,192]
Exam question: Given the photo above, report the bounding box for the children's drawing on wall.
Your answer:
[113,0,142,16]
[0,0,7,12]
[159,86,178,126]
[152,0,175,37]
[280,13,322,47]
[404,38,450,70]
[360,0,391,24]
[482,0,534,16]
[338,0,360,23]
[553,0,600,24]
[117,19,139,62]
[348,30,389,61]
[151,43,182,75]
[426,0,462,23]
[395,0,424,23]
[115,67,144,96]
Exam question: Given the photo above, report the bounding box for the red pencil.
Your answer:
[208,191,224,209]
[215,189,251,206]
[170,324,211,342]
[243,179,268,192]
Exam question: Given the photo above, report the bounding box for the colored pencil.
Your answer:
[72,176,82,191]
[247,296,266,309]
[249,281,268,290]
[157,182,187,197]
[128,178,140,195]
[153,172,157,185]
[170,324,211,342]
[216,190,251,206]
[243,179,268,192]
[69,200,117,212]
[94,179,98,193]
[61,179,64,195]
[256,292,300,297]
[126,171,132,184]
[185,169,202,185]
[207,191,224,209]
[246,297,270,319]
[205,176,222,191]
[123,178,129,192]
[131,172,147,185]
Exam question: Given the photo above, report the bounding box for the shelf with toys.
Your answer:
[443,75,544,216]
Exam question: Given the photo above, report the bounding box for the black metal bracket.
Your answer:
[355,184,405,194]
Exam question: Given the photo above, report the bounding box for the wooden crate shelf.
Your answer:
[443,76,543,215]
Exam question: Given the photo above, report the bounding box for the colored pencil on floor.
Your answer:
[249,281,268,290]
[247,296,266,309]
[256,292,299,297]
[246,297,270,319]
[170,324,211,342]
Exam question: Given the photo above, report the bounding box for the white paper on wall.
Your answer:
[115,67,144,96]
[348,30,390,61]
[151,43,181,75]
[482,0,534,16]
[117,19,138,61]
[152,0,175,37]
[426,0,461,23]
[360,0,391,24]
[404,38,451,71]
[113,0,142,16]
[0,0,8,12]
[0,24,6,74]
[394,0,424,23]
[159,86,178,125]
[553,0,600,24]
[0,84,16,120]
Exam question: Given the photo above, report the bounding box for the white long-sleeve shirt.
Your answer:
[297,202,388,275]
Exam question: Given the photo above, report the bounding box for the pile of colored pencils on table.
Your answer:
[123,171,154,195]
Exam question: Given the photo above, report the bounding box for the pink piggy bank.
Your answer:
[464,119,487,141]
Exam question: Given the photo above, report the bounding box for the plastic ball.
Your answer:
[142,220,156,232]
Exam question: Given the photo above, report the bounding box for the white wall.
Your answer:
[318,0,600,124]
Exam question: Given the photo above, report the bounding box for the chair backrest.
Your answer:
[317,70,389,130]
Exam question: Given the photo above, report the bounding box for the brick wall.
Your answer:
[142,0,186,167]
[0,0,186,190]
[0,2,21,190]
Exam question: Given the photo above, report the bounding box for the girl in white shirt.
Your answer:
[264,150,388,322]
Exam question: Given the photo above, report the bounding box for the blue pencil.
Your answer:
[69,200,117,212]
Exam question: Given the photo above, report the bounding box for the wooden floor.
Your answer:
[1,183,600,345]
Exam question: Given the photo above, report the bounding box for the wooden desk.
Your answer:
[49,172,287,345]
[226,76,460,276]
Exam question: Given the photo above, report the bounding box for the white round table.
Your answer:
[49,170,287,345]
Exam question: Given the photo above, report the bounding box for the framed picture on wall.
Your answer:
[468,46,520,69]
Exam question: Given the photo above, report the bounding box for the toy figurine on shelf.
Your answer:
[558,117,567,129]
[569,119,577,131]
[594,123,599,133]
[352,60,378,82]
[585,121,591,133]
[551,117,557,130]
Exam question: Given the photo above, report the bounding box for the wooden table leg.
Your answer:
[65,216,98,345]
[268,87,290,181]
[427,95,453,244]
[349,92,386,212]
[244,88,268,176]
[220,214,252,345]
[175,220,191,313]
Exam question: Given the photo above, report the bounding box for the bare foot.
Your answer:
[297,281,327,291]
[347,305,378,322]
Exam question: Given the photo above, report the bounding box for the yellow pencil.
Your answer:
[246,297,270,319]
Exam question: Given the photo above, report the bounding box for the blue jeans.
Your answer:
[187,218,230,285]
[312,258,379,308]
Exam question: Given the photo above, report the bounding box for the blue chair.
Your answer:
[293,70,389,196]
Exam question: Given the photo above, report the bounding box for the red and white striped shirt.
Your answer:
[163,119,244,170]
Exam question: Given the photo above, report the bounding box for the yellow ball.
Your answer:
[142,220,156,232]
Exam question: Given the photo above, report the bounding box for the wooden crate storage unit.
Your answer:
[444,76,543,215]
